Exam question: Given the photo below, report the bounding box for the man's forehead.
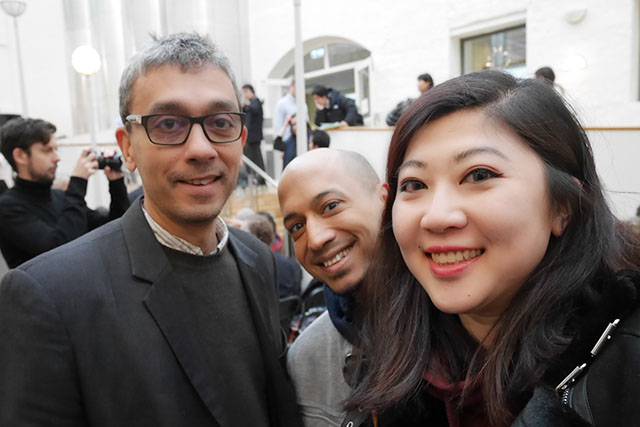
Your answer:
[130,64,238,112]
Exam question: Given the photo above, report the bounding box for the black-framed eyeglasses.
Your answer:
[125,112,246,145]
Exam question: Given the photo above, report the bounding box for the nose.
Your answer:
[53,149,60,164]
[183,123,218,161]
[419,186,467,233]
[306,217,336,252]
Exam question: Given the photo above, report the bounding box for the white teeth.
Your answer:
[430,249,483,265]
[323,247,352,268]
[185,178,215,185]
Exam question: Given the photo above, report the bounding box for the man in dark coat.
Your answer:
[0,117,130,268]
[241,84,265,184]
[312,85,363,127]
[0,32,302,427]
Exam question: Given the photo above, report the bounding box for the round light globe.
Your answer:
[71,45,101,76]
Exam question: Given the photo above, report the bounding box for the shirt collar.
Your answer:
[141,201,229,256]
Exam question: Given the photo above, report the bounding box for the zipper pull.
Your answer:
[590,318,620,357]
[556,363,587,391]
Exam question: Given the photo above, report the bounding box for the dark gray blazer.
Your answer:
[0,202,302,427]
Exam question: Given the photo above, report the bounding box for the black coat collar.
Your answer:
[542,270,640,388]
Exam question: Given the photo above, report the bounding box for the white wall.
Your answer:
[246,0,640,128]
[0,0,73,134]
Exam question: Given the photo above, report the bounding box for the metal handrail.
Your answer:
[242,155,278,188]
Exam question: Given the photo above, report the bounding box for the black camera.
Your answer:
[96,152,123,172]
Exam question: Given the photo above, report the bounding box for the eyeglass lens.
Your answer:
[146,114,242,144]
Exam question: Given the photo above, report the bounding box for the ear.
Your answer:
[379,182,389,203]
[12,147,29,168]
[240,127,247,148]
[551,206,571,237]
[116,126,137,172]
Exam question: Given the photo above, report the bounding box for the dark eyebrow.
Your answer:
[311,189,348,207]
[397,146,509,176]
[147,100,240,115]
[208,100,240,112]
[397,159,426,175]
[454,146,508,162]
[282,189,347,224]
[147,101,184,115]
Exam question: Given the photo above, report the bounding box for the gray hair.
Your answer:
[118,32,240,121]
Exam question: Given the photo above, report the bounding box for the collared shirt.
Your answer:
[142,203,229,256]
[273,92,309,141]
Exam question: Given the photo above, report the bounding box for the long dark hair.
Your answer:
[347,70,638,425]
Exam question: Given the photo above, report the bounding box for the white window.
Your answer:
[461,25,526,77]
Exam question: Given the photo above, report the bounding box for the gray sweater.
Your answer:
[286,312,352,427]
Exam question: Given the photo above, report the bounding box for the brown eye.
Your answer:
[464,168,499,183]
[399,179,426,193]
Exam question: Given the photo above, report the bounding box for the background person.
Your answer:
[245,213,301,298]
[0,32,302,427]
[273,78,308,142]
[534,66,555,86]
[241,83,265,185]
[345,71,640,426]
[312,85,363,128]
[0,117,129,268]
[386,72,434,126]
[273,114,311,170]
[308,129,330,150]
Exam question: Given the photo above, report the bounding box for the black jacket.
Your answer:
[343,270,640,427]
[0,201,303,427]
[314,89,363,127]
[513,270,640,426]
[243,98,264,144]
[385,98,414,126]
[0,176,129,267]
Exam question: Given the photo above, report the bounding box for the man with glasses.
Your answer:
[0,33,302,427]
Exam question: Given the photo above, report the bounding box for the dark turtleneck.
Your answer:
[0,175,129,268]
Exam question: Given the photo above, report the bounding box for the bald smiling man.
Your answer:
[278,149,386,426]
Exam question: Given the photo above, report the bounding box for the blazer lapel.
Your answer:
[228,233,279,353]
[121,203,225,426]
[144,271,226,427]
[229,233,302,426]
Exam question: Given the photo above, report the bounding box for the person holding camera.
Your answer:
[0,117,129,268]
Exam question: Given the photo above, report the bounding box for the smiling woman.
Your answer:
[344,71,640,427]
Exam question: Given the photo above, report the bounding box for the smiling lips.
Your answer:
[322,245,353,268]
[180,176,219,186]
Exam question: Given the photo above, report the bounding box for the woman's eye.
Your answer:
[464,168,499,183]
[323,201,339,213]
[399,179,426,193]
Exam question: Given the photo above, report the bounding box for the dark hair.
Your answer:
[347,70,637,424]
[242,84,255,94]
[417,72,434,86]
[535,66,555,84]
[0,117,57,171]
[119,32,240,122]
[311,85,330,97]
[257,211,277,233]
[311,130,330,148]
[246,214,274,246]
